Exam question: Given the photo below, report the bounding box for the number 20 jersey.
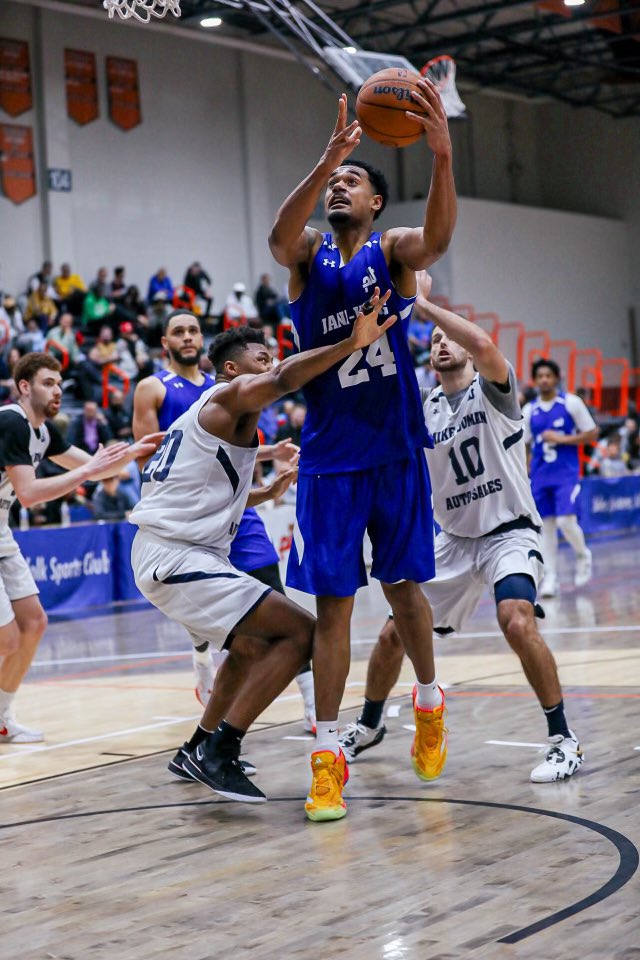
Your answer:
[130,384,258,555]
[424,369,541,538]
[290,232,431,475]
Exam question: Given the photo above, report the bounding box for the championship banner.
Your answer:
[0,123,36,204]
[65,49,99,125]
[106,56,141,131]
[0,38,32,117]
[579,475,640,535]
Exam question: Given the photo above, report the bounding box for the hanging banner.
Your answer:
[0,123,36,204]
[106,56,141,131]
[0,38,32,117]
[65,49,99,125]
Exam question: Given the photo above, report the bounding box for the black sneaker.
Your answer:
[339,721,387,762]
[183,744,266,803]
[169,744,257,781]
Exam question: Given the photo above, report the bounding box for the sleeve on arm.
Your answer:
[0,413,34,468]
[45,420,72,457]
[566,394,597,433]
[479,364,522,420]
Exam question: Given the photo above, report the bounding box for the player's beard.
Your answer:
[432,356,468,374]
[169,346,202,367]
[327,208,354,228]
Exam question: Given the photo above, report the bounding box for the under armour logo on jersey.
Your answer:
[362,266,377,292]
[323,258,336,267]
[172,382,184,389]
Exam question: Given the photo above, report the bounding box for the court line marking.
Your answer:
[386,704,401,718]
[0,796,635,946]
[486,740,545,749]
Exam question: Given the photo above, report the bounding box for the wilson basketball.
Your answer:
[356,67,426,148]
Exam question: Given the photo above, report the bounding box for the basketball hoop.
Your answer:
[421,55,466,119]
[103,0,181,23]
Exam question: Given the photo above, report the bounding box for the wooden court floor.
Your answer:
[2,533,639,960]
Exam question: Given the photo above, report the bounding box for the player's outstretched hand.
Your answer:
[271,437,300,465]
[85,442,130,478]
[267,466,298,501]
[321,93,361,169]
[350,287,397,350]
[406,78,451,157]
[131,432,165,458]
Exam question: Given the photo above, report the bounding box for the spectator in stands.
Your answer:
[255,273,282,326]
[74,326,118,401]
[183,262,213,317]
[91,267,110,300]
[599,436,629,478]
[81,284,114,335]
[54,263,86,317]
[147,267,173,305]
[46,312,81,369]
[110,266,127,304]
[116,322,153,382]
[0,353,16,404]
[26,260,56,300]
[119,285,150,338]
[0,295,24,342]
[224,282,258,325]
[24,281,58,334]
[105,388,133,440]
[67,400,111,455]
[415,350,437,391]
[16,318,46,353]
[275,402,306,448]
[90,325,119,367]
[92,475,130,521]
[147,268,174,346]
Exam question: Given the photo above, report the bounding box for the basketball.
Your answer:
[356,67,427,148]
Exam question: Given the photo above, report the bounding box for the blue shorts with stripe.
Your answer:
[286,451,435,597]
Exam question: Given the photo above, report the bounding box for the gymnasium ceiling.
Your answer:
[69,0,640,116]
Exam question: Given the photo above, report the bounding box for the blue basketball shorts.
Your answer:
[531,476,581,518]
[286,451,436,597]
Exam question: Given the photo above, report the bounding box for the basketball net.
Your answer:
[421,55,466,119]
[103,0,181,23]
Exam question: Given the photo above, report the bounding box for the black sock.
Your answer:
[297,661,312,677]
[360,697,385,730]
[206,720,246,757]
[543,700,571,739]
[185,724,210,752]
[193,640,209,653]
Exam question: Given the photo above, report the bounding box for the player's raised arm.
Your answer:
[268,93,361,267]
[420,295,509,385]
[386,80,456,270]
[204,290,396,428]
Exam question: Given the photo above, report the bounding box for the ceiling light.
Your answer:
[343,46,357,54]
[564,0,586,7]
[201,16,222,26]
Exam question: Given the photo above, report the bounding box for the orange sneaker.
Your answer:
[305,749,349,822]
[411,685,448,781]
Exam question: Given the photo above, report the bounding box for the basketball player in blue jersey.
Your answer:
[269,83,456,821]
[523,360,599,598]
[133,310,316,727]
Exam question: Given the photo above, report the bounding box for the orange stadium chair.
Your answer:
[495,321,525,378]
[599,357,630,417]
[474,312,500,343]
[520,330,551,384]
[101,363,130,408]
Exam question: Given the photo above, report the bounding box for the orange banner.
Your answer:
[65,49,99,125]
[106,56,141,131]
[0,123,36,204]
[0,38,32,117]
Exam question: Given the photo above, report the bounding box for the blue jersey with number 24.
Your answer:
[290,231,431,475]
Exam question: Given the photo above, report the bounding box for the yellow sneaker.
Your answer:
[411,685,448,782]
[305,749,349,822]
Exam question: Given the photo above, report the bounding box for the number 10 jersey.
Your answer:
[130,384,258,555]
[290,231,431,475]
[424,367,541,538]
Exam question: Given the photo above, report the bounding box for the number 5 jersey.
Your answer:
[130,384,258,555]
[424,366,541,538]
[289,231,431,475]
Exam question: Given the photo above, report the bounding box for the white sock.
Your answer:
[192,645,211,666]
[296,670,315,709]
[542,518,558,579]
[557,515,588,557]
[315,720,340,756]
[0,688,15,716]
[415,679,442,710]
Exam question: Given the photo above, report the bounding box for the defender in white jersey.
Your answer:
[340,285,584,783]
[0,352,160,743]
[129,294,398,805]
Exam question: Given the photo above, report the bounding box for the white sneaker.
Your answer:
[339,720,386,763]
[540,574,558,598]
[193,649,214,707]
[574,549,593,588]
[296,670,316,734]
[530,731,584,782]
[0,712,44,743]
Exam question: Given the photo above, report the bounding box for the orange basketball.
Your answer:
[356,67,426,148]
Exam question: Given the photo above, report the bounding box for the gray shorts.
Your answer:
[0,550,39,628]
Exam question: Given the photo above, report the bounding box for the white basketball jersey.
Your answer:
[424,369,541,538]
[0,404,54,556]
[130,384,258,555]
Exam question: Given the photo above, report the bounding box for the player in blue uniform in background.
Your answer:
[269,82,457,820]
[523,359,599,598]
[133,311,314,731]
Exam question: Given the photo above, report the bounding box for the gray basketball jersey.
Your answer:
[130,384,258,555]
[0,404,54,555]
[424,367,541,538]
